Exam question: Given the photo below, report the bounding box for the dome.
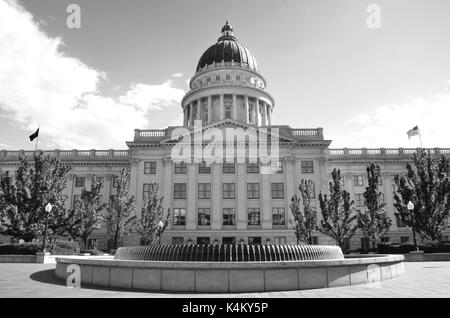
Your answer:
[196,21,259,73]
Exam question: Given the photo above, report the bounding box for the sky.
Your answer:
[0,0,450,150]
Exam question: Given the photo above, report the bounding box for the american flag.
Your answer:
[407,126,419,139]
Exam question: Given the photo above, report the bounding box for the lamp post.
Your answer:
[407,201,419,251]
[42,203,52,252]
[295,219,300,244]
[158,221,164,245]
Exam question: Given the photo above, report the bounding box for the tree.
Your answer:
[393,150,450,242]
[134,183,171,245]
[290,179,317,244]
[66,178,107,249]
[105,169,136,250]
[318,168,358,250]
[358,164,392,252]
[0,153,71,242]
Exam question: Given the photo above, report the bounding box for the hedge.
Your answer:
[0,241,80,255]
[377,242,450,254]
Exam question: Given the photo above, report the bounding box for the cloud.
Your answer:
[0,0,185,149]
[331,93,450,148]
[171,73,183,78]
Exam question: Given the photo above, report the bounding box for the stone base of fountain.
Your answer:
[55,244,405,293]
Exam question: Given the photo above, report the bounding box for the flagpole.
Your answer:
[34,126,40,152]
[418,126,423,148]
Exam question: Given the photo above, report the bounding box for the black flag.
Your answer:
[29,128,39,141]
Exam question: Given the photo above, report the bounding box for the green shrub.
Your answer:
[378,242,450,254]
[79,249,106,255]
[48,241,80,255]
[0,243,41,255]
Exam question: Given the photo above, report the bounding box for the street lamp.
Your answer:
[42,203,52,252]
[158,221,164,245]
[407,201,419,251]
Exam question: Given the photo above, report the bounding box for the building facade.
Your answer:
[1,22,449,250]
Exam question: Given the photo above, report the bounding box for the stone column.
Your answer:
[261,173,271,229]
[267,105,272,126]
[183,106,187,126]
[285,157,295,229]
[211,163,222,230]
[163,157,173,230]
[207,96,212,123]
[232,94,237,120]
[236,162,246,230]
[261,102,267,126]
[255,99,259,126]
[219,94,224,120]
[244,95,249,124]
[189,103,193,126]
[197,99,202,121]
[187,163,197,230]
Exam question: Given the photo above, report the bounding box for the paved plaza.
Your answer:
[0,262,449,297]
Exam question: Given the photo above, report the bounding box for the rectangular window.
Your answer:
[396,215,406,228]
[222,237,236,245]
[112,176,119,188]
[198,162,211,174]
[174,183,186,199]
[143,183,156,199]
[223,208,236,226]
[224,103,232,119]
[271,183,284,199]
[222,183,236,199]
[247,183,260,199]
[274,237,286,245]
[311,236,319,245]
[144,161,157,174]
[173,208,186,226]
[75,176,85,188]
[236,75,241,81]
[225,74,231,80]
[248,237,261,245]
[353,175,364,186]
[222,162,235,173]
[355,193,365,207]
[172,237,184,245]
[400,236,410,244]
[272,207,285,225]
[197,237,210,245]
[198,183,211,199]
[247,208,261,225]
[301,161,314,174]
[216,75,220,81]
[72,195,81,208]
[94,176,104,184]
[206,77,211,83]
[174,162,187,174]
[198,208,211,226]
[381,237,390,243]
[247,162,259,173]
[361,237,370,250]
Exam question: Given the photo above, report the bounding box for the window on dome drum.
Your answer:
[143,183,156,199]
[216,75,220,81]
[206,77,211,83]
[247,183,260,199]
[353,175,364,186]
[198,161,211,174]
[172,237,184,245]
[72,195,80,208]
[396,215,406,228]
[272,207,285,225]
[198,183,211,199]
[301,161,314,174]
[222,162,235,173]
[222,183,235,199]
[274,237,286,245]
[202,103,208,124]
[173,208,186,226]
[248,208,260,226]
[271,183,284,199]
[248,104,255,124]
[224,100,232,119]
[222,237,236,245]
[236,75,240,81]
[225,74,231,80]
[198,208,211,226]
[355,193,364,207]
[174,183,186,199]
[248,237,261,245]
[381,237,390,243]
[174,162,187,174]
[197,237,210,245]
[247,162,259,173]
[401,236,410,244]
[75,176,85,188]
[144,161,156,174]
[223,208,236,226]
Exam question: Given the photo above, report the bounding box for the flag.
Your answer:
[29,128,39,141]
[407,126,419,139]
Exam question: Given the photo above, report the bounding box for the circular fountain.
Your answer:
[55,243,404,293]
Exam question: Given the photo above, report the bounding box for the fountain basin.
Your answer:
[55,252,404,293]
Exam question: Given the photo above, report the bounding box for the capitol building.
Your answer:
[1,22,449,250]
